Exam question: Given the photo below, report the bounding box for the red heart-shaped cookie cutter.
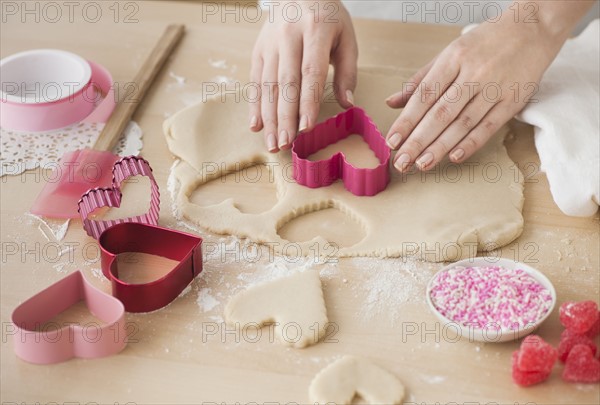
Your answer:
[78,156,202,312]
[99,223,203,313]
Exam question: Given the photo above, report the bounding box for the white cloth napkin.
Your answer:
[515,19,599,217]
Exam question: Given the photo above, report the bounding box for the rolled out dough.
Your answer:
[309,355,405,404]
[164,67,524,261]
[223,270,328,349]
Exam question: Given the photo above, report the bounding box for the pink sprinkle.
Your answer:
[430,266,553,330]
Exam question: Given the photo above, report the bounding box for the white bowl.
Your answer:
[426,257,557,343]
[0,49,91,104]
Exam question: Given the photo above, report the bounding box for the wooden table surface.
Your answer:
[1,1,599,403]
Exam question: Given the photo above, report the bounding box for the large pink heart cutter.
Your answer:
[11,271,126,364]
[78,155,160,239]
[292,107,391,196]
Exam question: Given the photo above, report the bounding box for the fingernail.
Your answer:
[394,153,411,172]
[416,152,434,169]
[450,149,465,162]
[250,115,258,129]
[267,133,277,152]
[346,90,354,106]
[386,132,402,149]
[385,95,394,103]
[299,115,309,132]
[278,130,289,149]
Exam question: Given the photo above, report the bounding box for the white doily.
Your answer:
[0,121,143,177]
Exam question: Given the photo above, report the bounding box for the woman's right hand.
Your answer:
[249,0,358,152]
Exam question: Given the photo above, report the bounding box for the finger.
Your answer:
[332,30,358,109]
[386,59,459,160]
[386,59,435,109]
[277,38,303,150]
[261,55,279,153]
[449,101,512,163]
[249,53,264,132]
[298,37,331,133]
[395,80,477,171]
[416,93,495,170]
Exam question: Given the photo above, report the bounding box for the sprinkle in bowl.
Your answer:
[426,258,557,343]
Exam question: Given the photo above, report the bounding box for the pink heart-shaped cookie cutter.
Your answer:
[78,155,160,240]
[78,156,203,313]
[291,107,391,196]
[11,271,127,364]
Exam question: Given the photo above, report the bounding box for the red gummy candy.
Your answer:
[558,329,598,363]
[517,335,558,373]
[559,301,599,334]
[512,351,551,387]
[562,344,600,383]
[586,311,600,338]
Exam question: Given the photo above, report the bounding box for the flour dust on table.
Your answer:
[164,68,525,262]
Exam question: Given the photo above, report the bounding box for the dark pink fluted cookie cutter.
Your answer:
[292,107,391,196]
[11,271,126,364]
[78,156,160,239]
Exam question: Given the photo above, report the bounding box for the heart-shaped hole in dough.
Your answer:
[278,200,366,249]
[190,163,277,214]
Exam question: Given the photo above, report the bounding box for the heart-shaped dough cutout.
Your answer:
[309,355,405,404]
[190,162,278,214]
[224,270,327,348]
[11,271,126,364]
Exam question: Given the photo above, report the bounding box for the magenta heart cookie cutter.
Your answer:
[78,155,160,239]
[11,271,126,364]
[291,107,391,196]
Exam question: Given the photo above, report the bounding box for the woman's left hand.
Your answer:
[384,8,568,172]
